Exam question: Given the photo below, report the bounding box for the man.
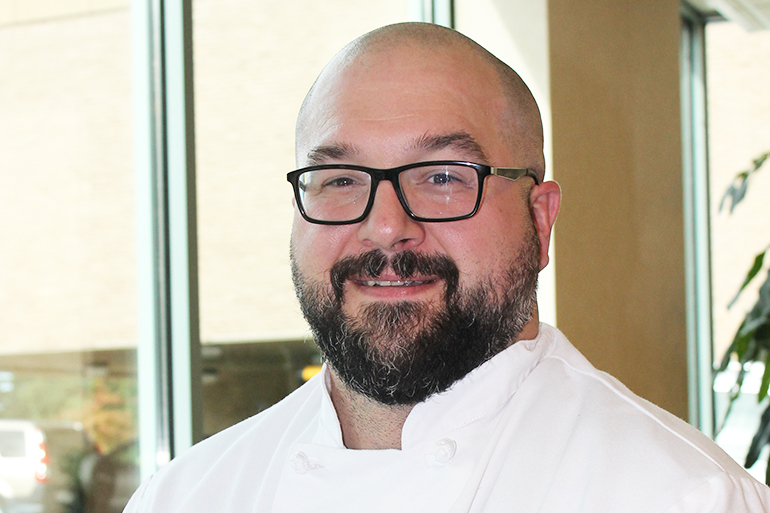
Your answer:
[124,22,770,512]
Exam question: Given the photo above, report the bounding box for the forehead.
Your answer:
[296,44,512,166]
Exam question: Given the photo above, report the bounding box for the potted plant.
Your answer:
[715,150,770,483]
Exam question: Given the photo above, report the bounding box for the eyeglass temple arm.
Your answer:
[490,167,541,185]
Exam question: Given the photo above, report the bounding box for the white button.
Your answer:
[434,438,457,463]
[290,452,310,474]
[424,438,457,468]
[289,451,322,474]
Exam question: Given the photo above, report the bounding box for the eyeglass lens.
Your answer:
[296,163,481,222]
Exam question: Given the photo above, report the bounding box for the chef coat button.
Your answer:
[290,452,310,474]
[434,438,456,463]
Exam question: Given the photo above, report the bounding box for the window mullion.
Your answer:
[133,0,201,480]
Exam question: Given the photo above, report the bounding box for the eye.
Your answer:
[426,172,454,185]
[323,175,359,188]
[424,169,468,187]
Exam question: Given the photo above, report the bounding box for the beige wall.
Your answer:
[0,8,136,355]
[549,0,689,419]
[0,0,128,26]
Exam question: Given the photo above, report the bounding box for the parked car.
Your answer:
[0,420,98,513]
[0,419,47,513]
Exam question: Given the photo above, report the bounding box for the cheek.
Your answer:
[434,227,508,285]
[435,202,532,282]
[291,217,357,280]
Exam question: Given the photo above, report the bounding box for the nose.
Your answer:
[357,181,425,252]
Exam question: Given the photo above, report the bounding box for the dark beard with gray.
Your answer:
[291,235,540,406]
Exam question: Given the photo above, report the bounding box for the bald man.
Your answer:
[124,23,770,513]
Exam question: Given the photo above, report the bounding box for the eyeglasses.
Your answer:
[286,160,539,225]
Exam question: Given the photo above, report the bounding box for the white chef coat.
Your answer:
[123,324,770,512]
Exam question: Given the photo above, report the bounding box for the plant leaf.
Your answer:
[728,250,767,308]
[739,316,769,339]
[760,352,770,402]
[752,152,769,170]
[756,323,770,350]
[736,275,770,339]
[719,151,769,213]
[717,319,749,372]
[760,269,770,303]
[746,402,770,468]
[736,326,758,361]
[719,172,749,213]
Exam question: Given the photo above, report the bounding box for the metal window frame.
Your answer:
[680,4,714,437]
[132,0,202,479]
[409,0,454,27]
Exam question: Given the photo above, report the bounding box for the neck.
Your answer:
[329,306,542,450]
[329,371,413,450]
[514,305,540,344]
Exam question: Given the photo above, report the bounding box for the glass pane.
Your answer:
[193,0,409,437]
[707,20,770,482]
[0,2,139,511]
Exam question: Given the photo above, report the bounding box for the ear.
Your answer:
[529,181,561,270]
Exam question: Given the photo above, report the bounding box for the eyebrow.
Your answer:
[304,131,489,167]
[413,132,489,163]
[305,143,357,166]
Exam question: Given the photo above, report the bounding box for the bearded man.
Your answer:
[124,22,770,512]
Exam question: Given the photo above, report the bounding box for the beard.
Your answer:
[291,231,541,406]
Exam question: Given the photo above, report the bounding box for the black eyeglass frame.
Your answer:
[286,160,540,225]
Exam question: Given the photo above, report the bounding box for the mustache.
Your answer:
[329,250,459,302]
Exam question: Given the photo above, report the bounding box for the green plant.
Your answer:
[715,150,770,483]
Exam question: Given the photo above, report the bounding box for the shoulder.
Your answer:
[532,325,738,470]
[515,324,770,510]
[124,373,325,513]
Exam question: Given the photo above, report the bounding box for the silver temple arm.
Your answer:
[490,167,541,185]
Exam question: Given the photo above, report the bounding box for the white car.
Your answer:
[0,419,47,513]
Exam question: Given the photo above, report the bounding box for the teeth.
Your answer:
[362,280,429,287]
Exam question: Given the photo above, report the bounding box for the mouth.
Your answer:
[356,279,435,287]
[328,250,460,302]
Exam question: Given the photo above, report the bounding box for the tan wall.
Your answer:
[549,0,689,419]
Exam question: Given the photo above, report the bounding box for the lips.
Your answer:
[329,249,459,302]
[356,278,434,287]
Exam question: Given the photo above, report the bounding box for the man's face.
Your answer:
[291,43,554,403]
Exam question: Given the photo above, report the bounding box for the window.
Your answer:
[682,4,770,483]
[706,19,770,483]
[0,2,140,510]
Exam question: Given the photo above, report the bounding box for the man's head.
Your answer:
[289,22,560,405]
